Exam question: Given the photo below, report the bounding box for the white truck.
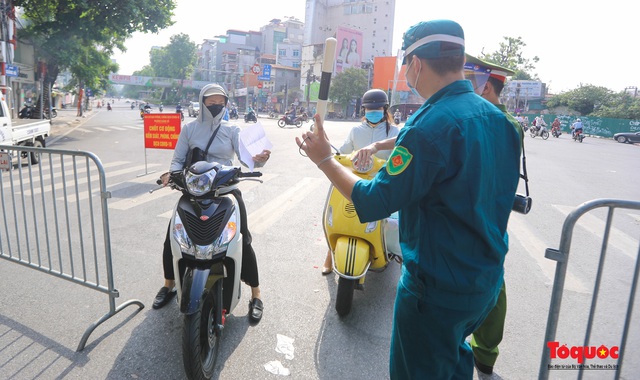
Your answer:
[0,96,51,164]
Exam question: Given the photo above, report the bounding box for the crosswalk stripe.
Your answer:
[508,213,589,293]
[110,126,128,131]
[552,204,639,260]
[249,177,324,235]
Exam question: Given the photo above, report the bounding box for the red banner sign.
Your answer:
[143,114,181,149]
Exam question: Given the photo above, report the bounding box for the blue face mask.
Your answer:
[365,110,384,124]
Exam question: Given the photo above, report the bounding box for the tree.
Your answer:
[14,0,176,114]
[480,37,539,81]
[329,67,368,117]
[148,33,197,101]
[150,34,197,80]
[545,84,615,116]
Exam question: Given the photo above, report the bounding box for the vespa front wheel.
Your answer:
[182,284,222,380]
[335,277,356,317]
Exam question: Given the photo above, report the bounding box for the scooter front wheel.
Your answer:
[277,119,286,128]
[542,130,549,140]
[335,277,356,317]
[182,286,221,380]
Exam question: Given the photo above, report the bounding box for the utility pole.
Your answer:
[305,68,315,110]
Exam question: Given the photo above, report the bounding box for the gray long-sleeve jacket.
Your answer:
[169,84,264,171]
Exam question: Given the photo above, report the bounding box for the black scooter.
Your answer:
[18,103,36,119]
[244,110,257,123]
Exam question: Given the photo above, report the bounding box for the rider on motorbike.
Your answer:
[285,105,297,123]
[321,88,400,274]
[154,84,271,323]
[533,115,547,135]
[551,117,561,135]
[571,118,583,137]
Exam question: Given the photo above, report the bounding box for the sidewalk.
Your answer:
[50,108,96,138]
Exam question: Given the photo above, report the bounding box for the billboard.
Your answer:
[505,80,544,99]
[335,26,363,73]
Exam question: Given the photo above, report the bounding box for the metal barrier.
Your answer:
[539,199,640,380]
[0,144,144,351]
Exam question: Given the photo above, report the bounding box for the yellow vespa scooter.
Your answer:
[323,154,401,317]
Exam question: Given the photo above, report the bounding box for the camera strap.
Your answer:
[520,143,530,197]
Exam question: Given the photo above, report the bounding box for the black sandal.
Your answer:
[248,298,263,323]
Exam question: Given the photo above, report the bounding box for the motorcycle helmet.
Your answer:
[202,84,229,105]
[361,89,388,109]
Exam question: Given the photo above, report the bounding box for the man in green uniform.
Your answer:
[296,20,521,379]
[464,53,523,376]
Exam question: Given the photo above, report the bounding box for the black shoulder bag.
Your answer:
[184,126,220,169]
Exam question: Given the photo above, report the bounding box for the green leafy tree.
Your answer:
[590,92,640,119]
[329,67,368,117]
[150,34,197,80]
[480,37,539,80]
[15,0,176,113]
[149,34,197,101]
[546,84,615,116]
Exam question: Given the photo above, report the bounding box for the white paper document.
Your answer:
[239,121,273,172]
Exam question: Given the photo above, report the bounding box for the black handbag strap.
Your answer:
[203,125,221,156]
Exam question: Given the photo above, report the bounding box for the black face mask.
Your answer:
[206,104,224,118]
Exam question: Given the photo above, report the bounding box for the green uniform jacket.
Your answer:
[352,80,521,311]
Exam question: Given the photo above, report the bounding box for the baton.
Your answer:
[314,37,336,133]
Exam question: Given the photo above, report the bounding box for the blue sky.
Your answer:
[112,0,637,93]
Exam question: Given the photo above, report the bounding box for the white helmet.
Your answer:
[202,84,228,104]
[577,118,581,122]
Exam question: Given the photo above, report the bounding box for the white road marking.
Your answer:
[249,177,324,234]
[508,213,589,293]
[552,204,639,260]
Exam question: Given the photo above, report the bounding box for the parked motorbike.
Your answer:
[323,153,401,316]
[529,125,549,140]
[244,110,257,123]
[277,114,302,128]
[43,107,58,119]
[18,103,35,119]
[572,129,584,143]
[268,111,277,118]
[151,161,262,379]
[551,127,562,138]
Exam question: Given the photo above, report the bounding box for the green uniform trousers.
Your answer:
[471,282,507,367]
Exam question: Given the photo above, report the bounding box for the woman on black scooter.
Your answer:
[154,84,271,324]
[321,89,400,274]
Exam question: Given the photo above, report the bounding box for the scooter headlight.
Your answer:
[184,170,215,196]
[173,213,219,260]
[326,205,333,227]
[173,213,192,252]
[213,211,238,254]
